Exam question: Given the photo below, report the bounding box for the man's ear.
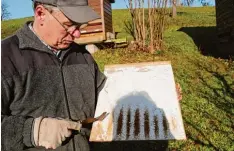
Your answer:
[34,5,47,23]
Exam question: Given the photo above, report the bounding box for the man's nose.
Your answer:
[71,29,80,38]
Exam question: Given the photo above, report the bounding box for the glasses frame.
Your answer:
[43,5,81,36]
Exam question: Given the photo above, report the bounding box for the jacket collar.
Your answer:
[16,21,55,54]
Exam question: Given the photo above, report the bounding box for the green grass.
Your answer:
[1,6,234,151]
[95,7,234,151]
[1,17,33,39]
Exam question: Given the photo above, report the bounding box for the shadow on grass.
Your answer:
[196,61,234,114]
[178,26,233,59]
[176,12,190,16]
[179,61,234,150]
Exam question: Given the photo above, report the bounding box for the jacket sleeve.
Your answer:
[81,49,106,94]
[94,62,107,94]
[1,76,35,151]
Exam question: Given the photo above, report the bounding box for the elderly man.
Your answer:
[1,0,106,150]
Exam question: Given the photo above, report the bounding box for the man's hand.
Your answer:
[33,117,82,149]
[176,83,182,101]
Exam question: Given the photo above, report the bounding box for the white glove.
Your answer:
[33,117,82,149]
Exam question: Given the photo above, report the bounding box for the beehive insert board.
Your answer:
[90,62,186,142]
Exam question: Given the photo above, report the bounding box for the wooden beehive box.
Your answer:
[215,0,234,56]
[75,0,115,44]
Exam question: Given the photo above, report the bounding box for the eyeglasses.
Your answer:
[44,6,81,37]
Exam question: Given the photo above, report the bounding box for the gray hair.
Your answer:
[33,2,59,13]
[43,4,60,13]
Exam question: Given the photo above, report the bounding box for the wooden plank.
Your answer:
[217,7,234,14]
[215,0,234,44]
[216,0,232,8]
[104,18,112,24]
[216,8,234,16]
[105,22,112,27]
[82,24,103,30]
[92,10,101,16]
[104,20,113,28]
[104,12,113,32]
[104,11,112,19]
[216,0,232,6]
[104,7,112,16]
[216,10,233,17]
[104,1,111,8]
[89,0,100,2]
[89,3,101,7]
[105,27,113,33]
[105,23,112,30]
[104,7,111,15]
[217,28,232,35]
[89,2,102,15]
[105,27,113,32]
[90,5,101,9]
[105,22,113,29]
[89,0,101,2]
[104,15,112,23]
[91,5,101,9]
[101,0,106,40]
[104,3,111,9]
[216,10,234,19]
[217,19,234,28]
[105,24,113,32]
[104,0,111,6]
[90,6,101,11]
[104,0,114,3]
[89,19,102,24]
[75,35,105,44]
[103,2,112,13]
[90,6,101,14]
[104,13,112,21]
[92,7,101,13]
[217,28,233,35]
[106,26,113,32]
[104,13,112,23]
[88,0,101,6]
[105,62,171,69]
[80,29,103,34]
[80,24,103,34]
[105,38,127,44]
[105,26,113,32]
[80,32,104,37]
[84,26,102,31]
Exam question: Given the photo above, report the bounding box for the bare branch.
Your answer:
[126,0,167,53]
[1,1,11,20]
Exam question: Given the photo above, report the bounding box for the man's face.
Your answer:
[42,8,81,49]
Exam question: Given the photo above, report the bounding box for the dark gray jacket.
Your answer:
[1,22,106,151]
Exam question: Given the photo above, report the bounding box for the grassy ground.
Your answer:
[1,7,234,151]
[1,17,32,39]
[94,7,234,151]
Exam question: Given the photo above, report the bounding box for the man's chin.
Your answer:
[58,43,72,49]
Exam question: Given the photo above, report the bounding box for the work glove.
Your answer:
[33,117,82,149]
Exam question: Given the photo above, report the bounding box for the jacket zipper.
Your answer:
[60,64,72,119]
[57,58,76,151]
